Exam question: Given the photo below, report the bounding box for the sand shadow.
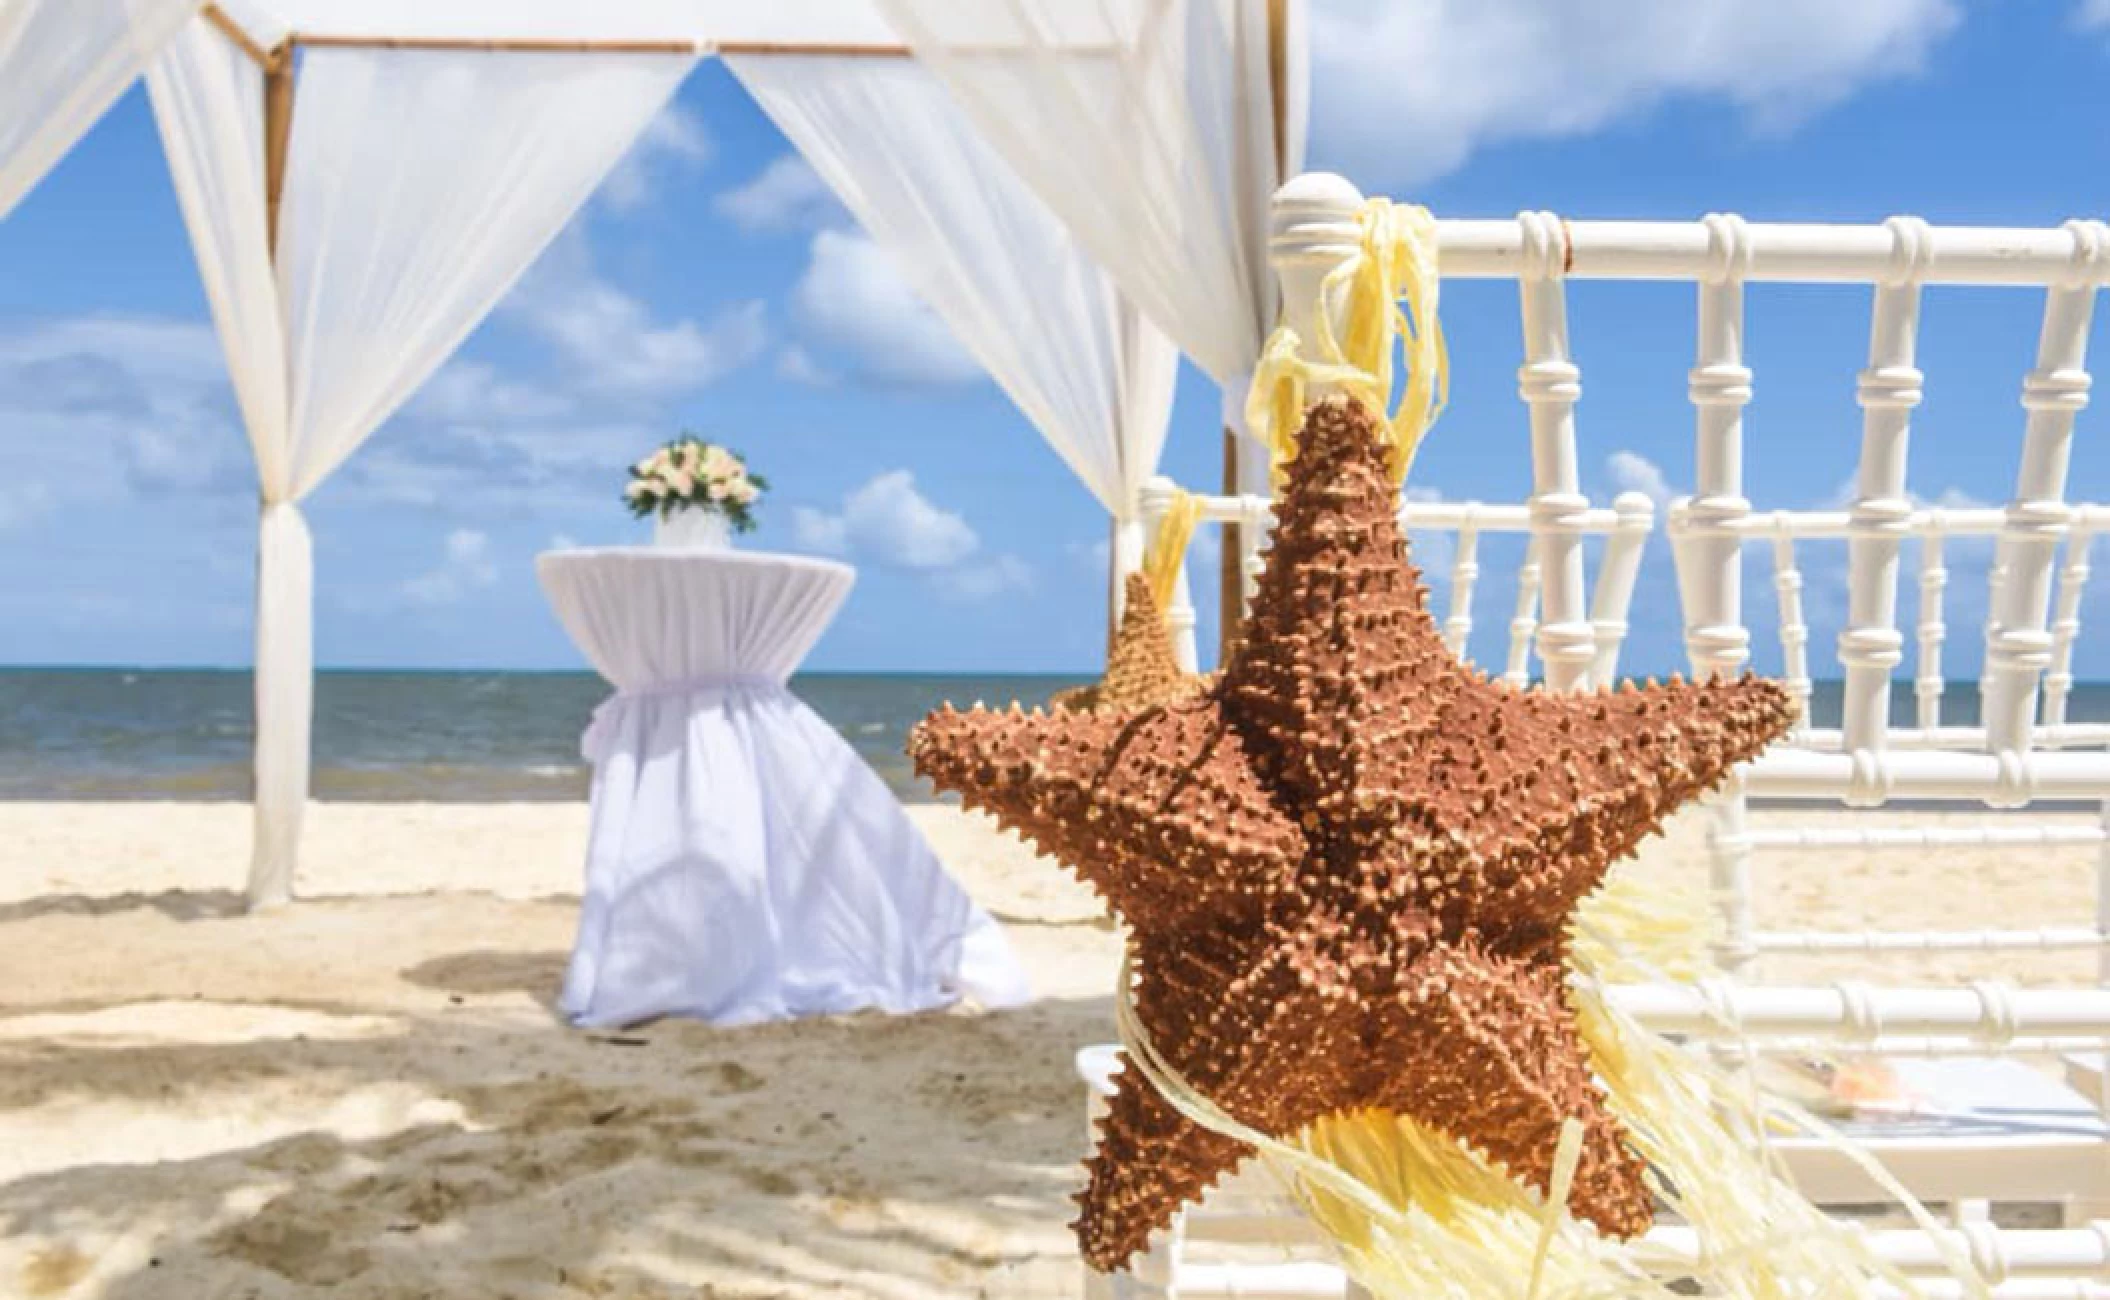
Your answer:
[0,890,247,924]
[0,993,1115,1299]
[400,949,571,1002]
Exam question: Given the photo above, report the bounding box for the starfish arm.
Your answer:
[1075,1054,1253,1273]
[1457,674,1798,955]
[908,698,1305,925]
[1540,672,1799,817]
[1372,945,1653,1239]
[1077,929,1387,1271]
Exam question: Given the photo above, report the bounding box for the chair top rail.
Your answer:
[1743,747,2110,806]
[1612,980,2110,1044]
[1689,505,2110,541]
[1144,480,1653,537]
[1165,1226,2110,1280]
[1734,824,2108,851]
[1165,1262,2110,1300]
[1437,216,2110,288]
[1753,927,2110,953]
[1791,724,2110,753]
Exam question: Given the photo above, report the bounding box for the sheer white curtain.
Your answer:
[0,0,198,219]
[878,0,1305,398]
[879,0,1307,630]
[149,15,697,906]
[728,53,1179,602]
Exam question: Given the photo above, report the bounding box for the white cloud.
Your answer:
[1070,538,1113,571]
[1307,0,1959,188]
[1818,472,1997,512]
[794,470,978,570]
[0,314,250,516]
[791,231,982,387]
[1607,450,1680,510]
[600,103,712,213]
[935,554,1032,601]
[792,470,1027,603]
[401,529,499,606]
[2080,0,2110,28]
[404,359,577,426]
[1071,525,1221,579]
[507,232,769,397]
[1399,483,1457,578]
[775,345,835,387]
[714,155,845,232]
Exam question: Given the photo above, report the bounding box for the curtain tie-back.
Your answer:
[1144,490,1203,615]
[1245,198,1450,489]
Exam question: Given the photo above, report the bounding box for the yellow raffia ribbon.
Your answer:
[1245,198,1450,488]
[1143,490,1204,616]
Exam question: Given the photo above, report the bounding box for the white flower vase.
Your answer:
[655,508,733,551]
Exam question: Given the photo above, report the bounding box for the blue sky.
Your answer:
[1,0,2106,677]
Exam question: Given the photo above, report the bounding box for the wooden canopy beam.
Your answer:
[203,4,274,68]
[290,33,707,55]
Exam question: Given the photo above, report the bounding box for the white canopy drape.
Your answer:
[149,14,697,905]
[878,0,1306,395]
[0,0,198,219]
[728,54,1179,610]
[879,0,1307,609]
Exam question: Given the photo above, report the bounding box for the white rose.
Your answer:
[624,480,650,500]
[732,481,759,505]
[702,447,736,479]
[679,442,704,475]
[642,478,668,497]
[631,455,656,475]
[708,479,733,501]
[667,468,695,497]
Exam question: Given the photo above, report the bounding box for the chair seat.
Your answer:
[1771,1056,2110,1204]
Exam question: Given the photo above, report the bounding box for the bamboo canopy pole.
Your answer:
[1220,0,1293,663]
[263,42,294,255]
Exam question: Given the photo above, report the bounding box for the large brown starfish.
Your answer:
[1048,573,1208,714]
[909,396,1796,1271]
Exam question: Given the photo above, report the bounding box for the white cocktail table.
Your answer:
[537,546,1030,1027]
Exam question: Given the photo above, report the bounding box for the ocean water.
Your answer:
[3,669,2107,804]
[0,669,1089,803]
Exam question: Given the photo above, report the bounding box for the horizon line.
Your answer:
[5,664,2098,689]
[0,662,1102,679]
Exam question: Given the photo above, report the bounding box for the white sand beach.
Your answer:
[0,800,2100,1299]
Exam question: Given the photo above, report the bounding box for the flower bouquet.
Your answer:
[625,436,767,549]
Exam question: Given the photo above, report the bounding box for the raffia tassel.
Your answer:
[1246,197,1450,489]
[1143,489,1204,616]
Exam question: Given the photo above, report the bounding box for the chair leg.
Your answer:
[1128,1214,1183,1298]
[2062,1196,2110,1229]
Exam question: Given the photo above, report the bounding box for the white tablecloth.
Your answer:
[537,547,1031,1027]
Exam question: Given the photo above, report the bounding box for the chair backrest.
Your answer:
[1139,477,1657,685]
[1146,175,2110,982]
[1626,213,2109,981]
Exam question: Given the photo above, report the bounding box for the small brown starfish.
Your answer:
[1049,574,1208,715]
[909,396,1796,1271]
